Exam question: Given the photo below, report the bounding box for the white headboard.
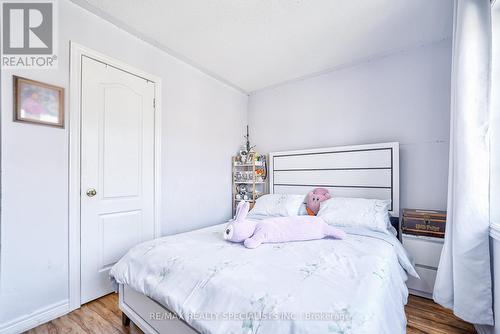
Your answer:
[269,142,400,217]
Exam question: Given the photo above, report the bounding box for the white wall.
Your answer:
[0,1,247,331]
[248,39,452,212]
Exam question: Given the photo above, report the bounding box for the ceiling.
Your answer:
[71,0,453,93]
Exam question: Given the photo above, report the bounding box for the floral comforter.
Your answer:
[110,224,417,334]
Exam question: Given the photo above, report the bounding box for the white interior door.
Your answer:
[80,56,155,304]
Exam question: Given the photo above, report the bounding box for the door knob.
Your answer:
[86,188,97,197]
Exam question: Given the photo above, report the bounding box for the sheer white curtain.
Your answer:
[433,0,493,326]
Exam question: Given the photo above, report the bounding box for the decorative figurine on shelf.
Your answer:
[239,147,248,164]
[255,168,265,182]
[244,125,255,155]
[248,151,256,164]
[239,125,256,164]
[237,184,248,198]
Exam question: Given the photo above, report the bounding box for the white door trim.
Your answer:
[68,42,162,311]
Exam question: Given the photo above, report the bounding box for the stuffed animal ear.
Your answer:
[324,192,331,199]
[235,201,249,221]
[234,201,244,219]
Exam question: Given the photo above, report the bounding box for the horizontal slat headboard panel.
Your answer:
[269,142,400,216]
[274,169,392,188]
[273,185,392,201]
[273,149,392,170]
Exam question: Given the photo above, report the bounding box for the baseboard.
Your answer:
[0,300,69,334]
[475,324,494,334]
[408,289,433,300]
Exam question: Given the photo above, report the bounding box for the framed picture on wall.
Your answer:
[13,76,64,128]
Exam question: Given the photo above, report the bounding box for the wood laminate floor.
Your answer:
[26,293,476,334]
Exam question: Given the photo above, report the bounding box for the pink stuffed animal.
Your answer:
[306,188,331,216]
[224,201,345,248]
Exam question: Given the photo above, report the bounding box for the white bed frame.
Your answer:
[118,142,400,334]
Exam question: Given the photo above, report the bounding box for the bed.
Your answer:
[110,142,418,334]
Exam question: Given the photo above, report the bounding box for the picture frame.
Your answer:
[13,76,64,128]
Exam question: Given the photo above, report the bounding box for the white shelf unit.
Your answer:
[232,155,267,215]
[402,233,444,299]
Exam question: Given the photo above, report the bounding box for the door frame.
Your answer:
[68,42,162,310]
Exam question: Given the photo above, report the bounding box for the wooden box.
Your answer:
[402,209,446,238]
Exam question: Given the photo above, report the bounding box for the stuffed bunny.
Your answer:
[306,188,331,215]
[224,201,346,248]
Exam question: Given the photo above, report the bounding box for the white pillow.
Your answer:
[249,194,305,217]
[317,197,393,233]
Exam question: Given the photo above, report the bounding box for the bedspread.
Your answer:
[110,224,417,334]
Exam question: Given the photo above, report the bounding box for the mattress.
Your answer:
[110,223,417,334]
